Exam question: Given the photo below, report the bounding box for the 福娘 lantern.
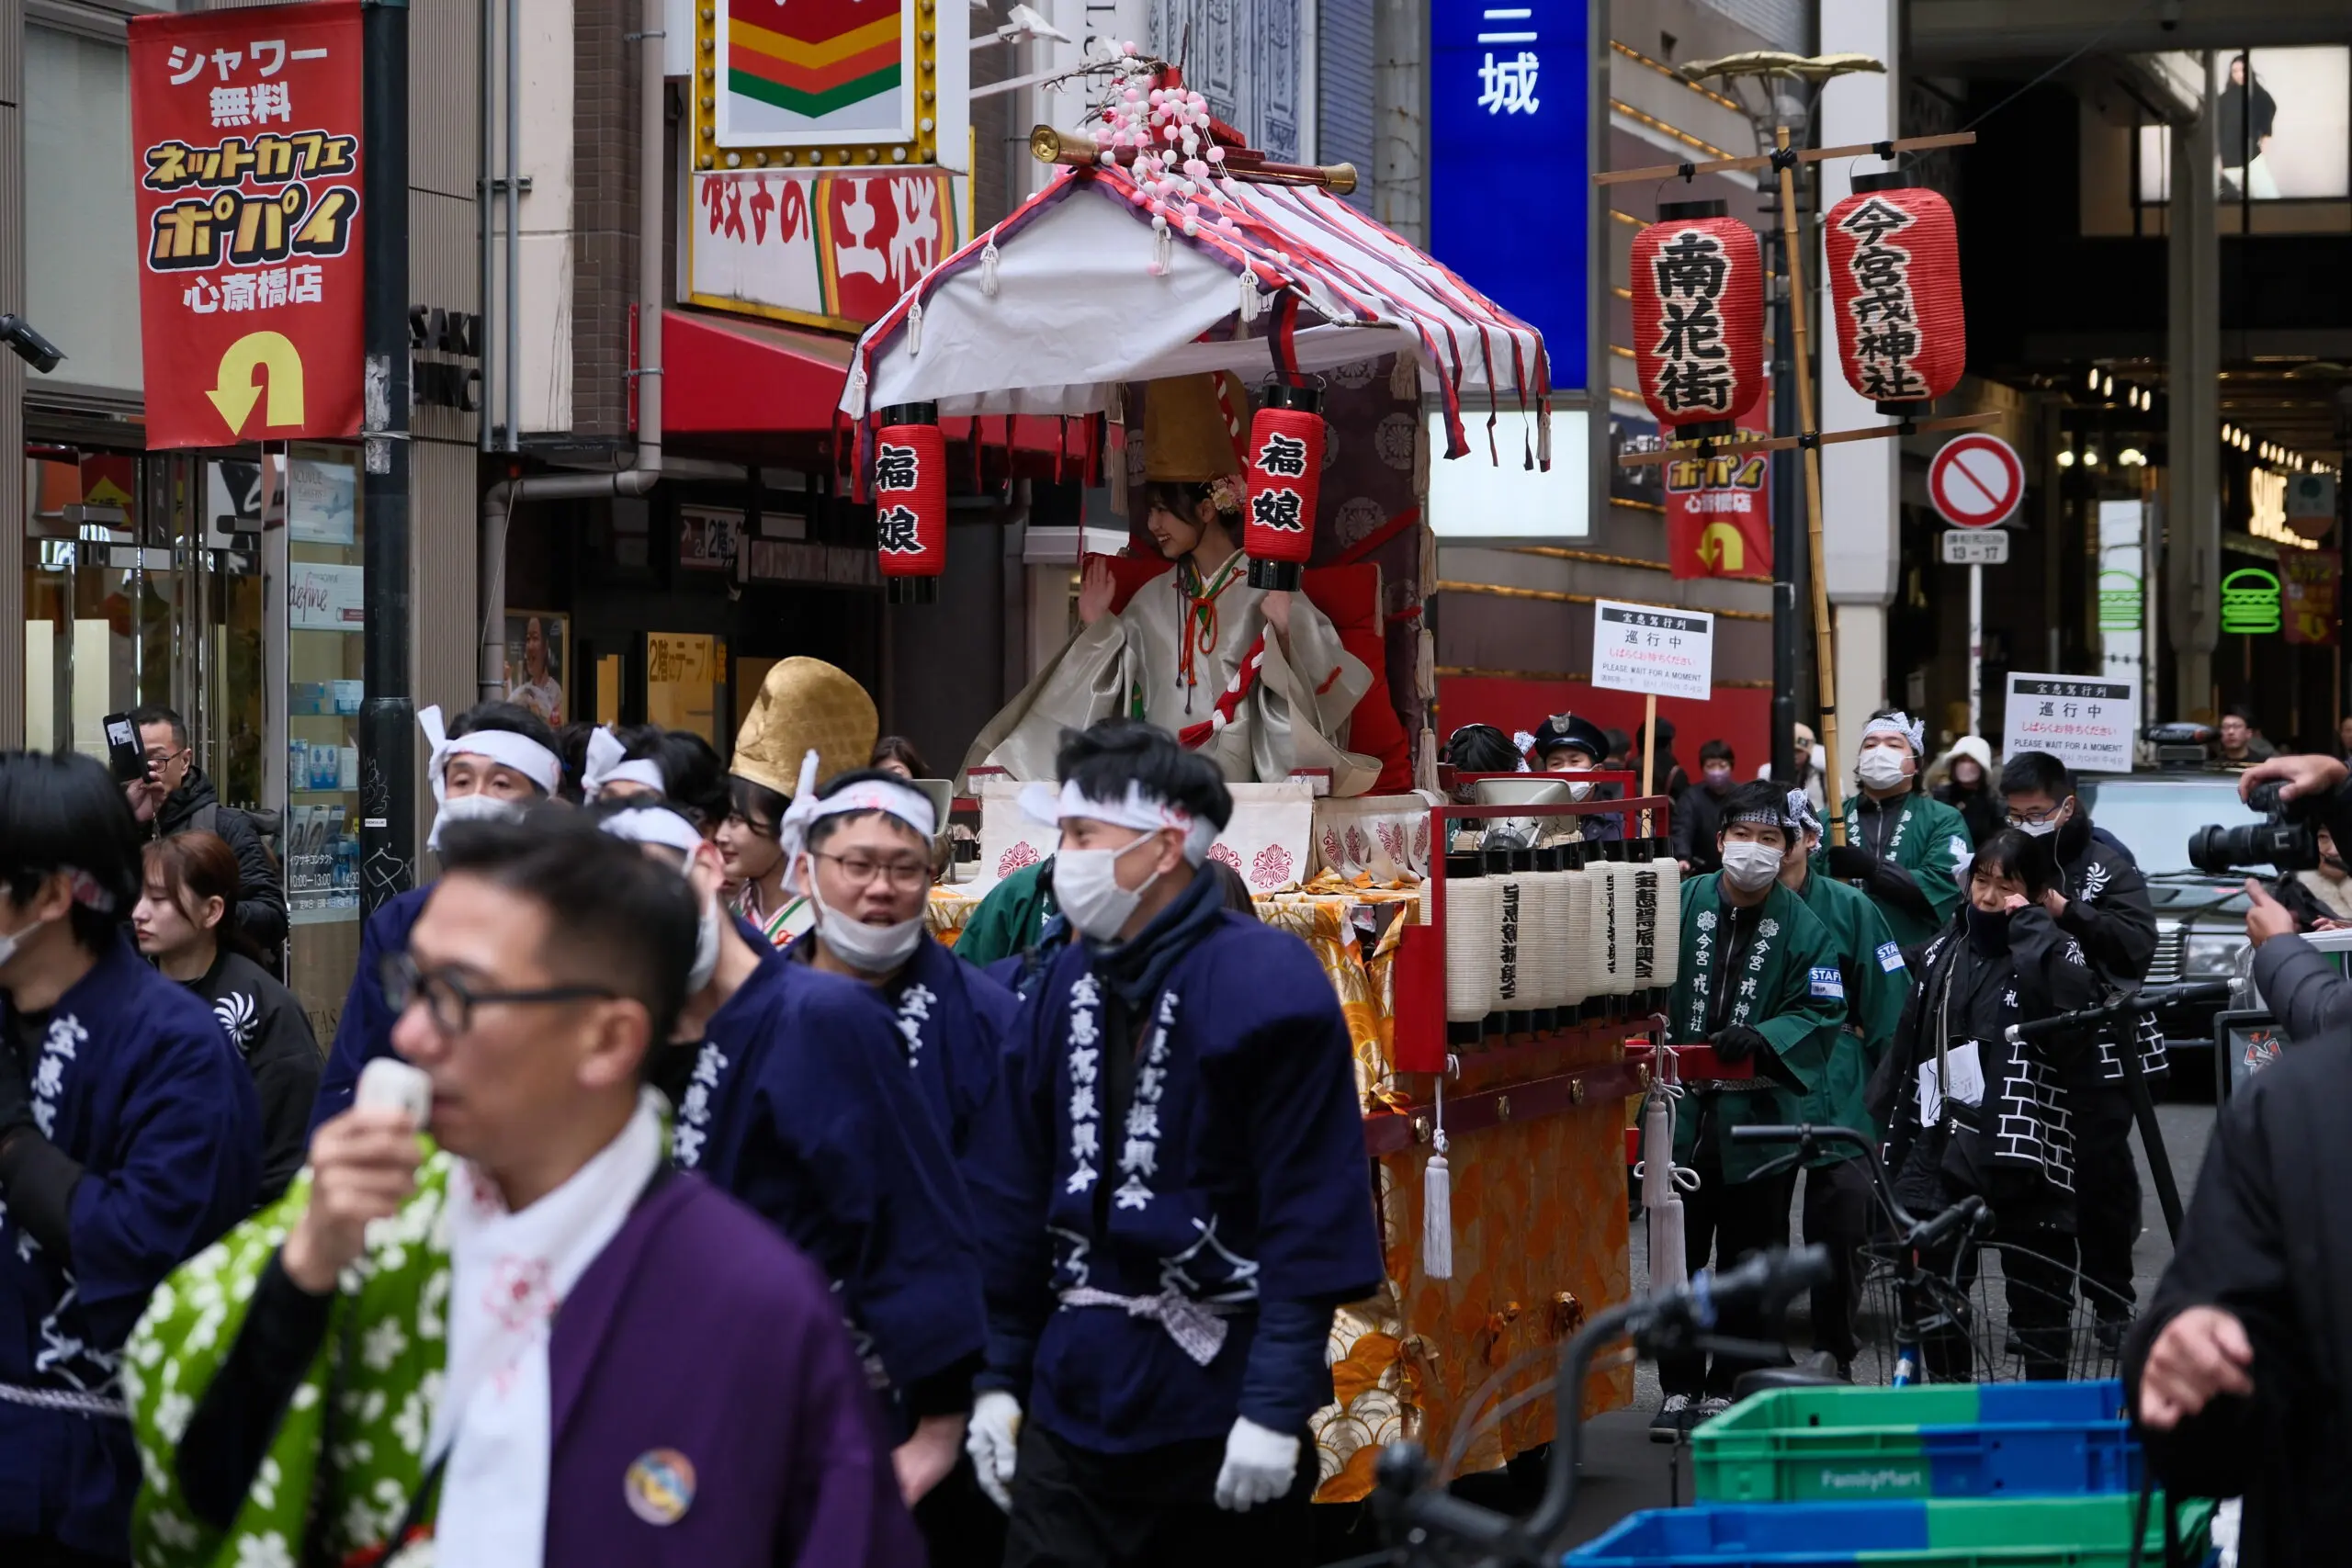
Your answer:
[1243,383,1325,592]
[872,402,945,604]
[1630,199,1765,440]
[1823,172,1965,415]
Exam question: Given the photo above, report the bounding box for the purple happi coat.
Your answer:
[541,1170,926,1567]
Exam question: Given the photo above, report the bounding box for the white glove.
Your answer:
[966,1390,1023,1512]
[1212,1416,1299,1512]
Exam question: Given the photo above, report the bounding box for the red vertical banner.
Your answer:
[1665,431,1771,580]
[129,2,366,450]
[2282,548,2340,646]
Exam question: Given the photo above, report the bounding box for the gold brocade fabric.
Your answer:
[921,883,1633,1501]
[926,886,978,948]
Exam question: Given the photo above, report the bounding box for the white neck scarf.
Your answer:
[427,1089,664,1568]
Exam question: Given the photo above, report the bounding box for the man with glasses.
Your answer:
[2001,749,2159,1348]
[724,659,879,949]
[125,704,288,963]
[594,798,987,1545]
[126,811,919,1567]
[782,768,1021,1565]
[309,702,564,1129]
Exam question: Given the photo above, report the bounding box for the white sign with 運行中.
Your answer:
[1590,600,1714,702]
[2001,673,2139,774]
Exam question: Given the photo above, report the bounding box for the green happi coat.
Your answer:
[1794,869,1909,1157]
[1669,874,1849,1184]
[1826,792,1972,950]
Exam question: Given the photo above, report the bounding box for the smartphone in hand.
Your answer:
[102,713,151,785]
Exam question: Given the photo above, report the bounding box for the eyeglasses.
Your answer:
[379,952,618,1036]
[810,849,931,891]
[143,748,187,768]
[2006,802,2069,826]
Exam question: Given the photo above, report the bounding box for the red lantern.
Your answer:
[1629,200,1765,440]
[1243,384,1325,592]
[1823,174,1965,414]
[873,403,945,604]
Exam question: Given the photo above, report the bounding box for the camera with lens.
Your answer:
[2188,781,2324,874]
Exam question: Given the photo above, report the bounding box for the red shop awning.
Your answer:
[662,309,1089,470]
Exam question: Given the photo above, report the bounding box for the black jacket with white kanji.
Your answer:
[2048,813,2165,1084]
[1870,907,2103,1231]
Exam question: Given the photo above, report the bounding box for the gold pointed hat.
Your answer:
[730,657,879,798]
[1142,372,1250,482]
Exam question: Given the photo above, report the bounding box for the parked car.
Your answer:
[2077,770,2271,1086]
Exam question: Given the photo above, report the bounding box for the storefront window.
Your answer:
[646,631,727,748]
[278,448,365,1032]
[25,25,142,392]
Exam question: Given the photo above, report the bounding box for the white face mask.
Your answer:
[1560,780,1595,802]
[2014,810,2065,840]
[1719,840,1783,892]
[1856,747,1912,792]
[1052,832,1167,943]
[812,887,925,974]
[427,791,527,851]
[0,908,51,973]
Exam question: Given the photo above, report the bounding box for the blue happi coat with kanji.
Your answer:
[882,934,1021,1161]
[672,939,984,1400]
[965,912,1384,1452]
[0,934,259,1556]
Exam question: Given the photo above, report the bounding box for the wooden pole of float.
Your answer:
[1770,121,1846,846]
[1640,694,1658,840]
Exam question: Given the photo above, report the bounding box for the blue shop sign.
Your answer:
[1429,0,1591,392]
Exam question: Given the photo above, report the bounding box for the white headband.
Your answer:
[419,704,561,803]
[776,763,940,897]
[1861,712,1926,754]
[582,726,667,800]
[596,803,708,862]
[1018,778,1219,866]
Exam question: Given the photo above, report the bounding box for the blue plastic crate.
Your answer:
[1565,1494,2207,1567]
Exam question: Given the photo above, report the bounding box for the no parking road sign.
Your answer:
[1928,434,2024,529]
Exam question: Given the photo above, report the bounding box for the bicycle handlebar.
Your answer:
[1730,1124,1987,1252]
[2003,980,2233,1044]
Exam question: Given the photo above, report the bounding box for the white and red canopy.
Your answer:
[839,162,1550,462]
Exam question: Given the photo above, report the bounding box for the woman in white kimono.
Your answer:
[965,374,1379,795]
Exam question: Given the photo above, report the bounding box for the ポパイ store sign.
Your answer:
[686,168,956,331]
[129,1,365,450]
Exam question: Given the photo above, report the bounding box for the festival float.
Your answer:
[838,41,1724,1502]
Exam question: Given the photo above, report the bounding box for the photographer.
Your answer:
[123,705,288,961]
[2231,754,2352,1044]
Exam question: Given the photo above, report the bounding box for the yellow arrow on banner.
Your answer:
[1695,521,1745,573]
[206,332,306,434]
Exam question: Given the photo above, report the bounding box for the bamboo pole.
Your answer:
[1611,411,1997,467]
[1592,130,1974,188]
[1773,122,1845,845]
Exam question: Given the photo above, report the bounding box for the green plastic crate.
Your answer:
[1692,1382,2138,1504]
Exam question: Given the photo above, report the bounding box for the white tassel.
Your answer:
[1421,1067,1454,1280]
[1415,727,1442,796]
[1152,217,1173,276]
[1238,267,1262,324]
[979,237,1001,297]
[1415,626,1436,704]
[1390,351,1419,401]
[907,300,923,357]
[845,366,869,419]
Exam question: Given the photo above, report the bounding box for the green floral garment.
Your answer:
[122,1152,458,1568]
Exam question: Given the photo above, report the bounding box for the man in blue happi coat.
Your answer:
[594,798,987,1529]
[775,764,1023,1565]
[0,750,261,1564]
[964,718,1383,1566]
[310,701,565,1129]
